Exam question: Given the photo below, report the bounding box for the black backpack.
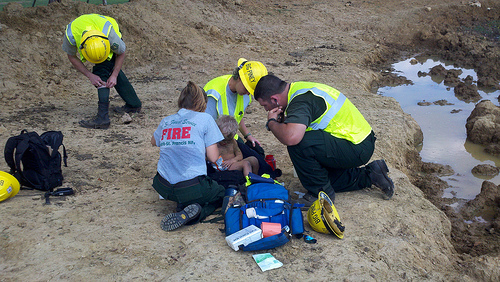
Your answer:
[4,130,67,191]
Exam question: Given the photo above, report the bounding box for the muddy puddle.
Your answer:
[377,56,500,200]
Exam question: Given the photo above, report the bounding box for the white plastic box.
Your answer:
[225,225,263,251]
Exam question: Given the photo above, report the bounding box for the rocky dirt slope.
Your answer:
[0,0,499,280]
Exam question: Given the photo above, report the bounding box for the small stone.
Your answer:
[121,113,133,124]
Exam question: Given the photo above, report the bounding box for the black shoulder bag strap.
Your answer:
[61,144,68,167]
[13,136,31,184]
[45,187,74,205]
[4,130,29,174]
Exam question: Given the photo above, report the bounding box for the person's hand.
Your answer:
[106,75,118,88]
[267,106,283,120]
[246,135,261,147]
[222,158,236,169]
[88,73,105,88]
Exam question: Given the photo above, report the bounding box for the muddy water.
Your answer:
[378,57,500,200]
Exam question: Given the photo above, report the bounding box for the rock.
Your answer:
[464,75,474,85]
[484,144,500,157]
[373,72,412,88]
[477,76,500,89]
[421,162,454,176]
[444,76,460,87]
[417,101,432,106]
[429,64,447,76]
[464,181,499,219]
[469,1,482,8]
[121,113,133,124]
[208,25,221,36]
[417,70,427,77]
[466,100,500,145]
[454,81,481,102]
[471,164,500,177]
[433,99,453,106]
[443,69,462,87]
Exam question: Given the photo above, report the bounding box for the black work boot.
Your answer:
[322,186,336,204]
[367,159,394,199]
[114,104,141,114]
[79,102,110,129]
[296,191,317,209]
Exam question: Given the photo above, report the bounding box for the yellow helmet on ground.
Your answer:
[237,58,268,95]
[80,30,110,64]
[307,191,345,239]
[0,171,20,202]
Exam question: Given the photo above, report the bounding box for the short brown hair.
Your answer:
[178,81,207,112]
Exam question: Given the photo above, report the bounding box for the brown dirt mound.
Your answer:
[1,0,500,280]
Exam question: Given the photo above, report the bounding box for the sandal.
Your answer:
[161,203,202,231]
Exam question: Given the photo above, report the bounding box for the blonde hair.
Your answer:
[216,115,238,140]
[178,81,207,112]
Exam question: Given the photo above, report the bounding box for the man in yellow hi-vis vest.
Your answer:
[254,74,394,205]
[62,14,142,129]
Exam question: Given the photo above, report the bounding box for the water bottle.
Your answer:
[265,155,276,170]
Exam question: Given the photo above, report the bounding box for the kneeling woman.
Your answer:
[151,81,225,231]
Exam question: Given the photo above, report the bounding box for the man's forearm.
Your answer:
[268,121,306,146]
[68,54,92,78]
[111,52,126,78]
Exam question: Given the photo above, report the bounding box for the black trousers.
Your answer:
[288,130,376,196]
[93,56,142,108]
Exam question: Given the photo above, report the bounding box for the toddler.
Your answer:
[213,115,259,176]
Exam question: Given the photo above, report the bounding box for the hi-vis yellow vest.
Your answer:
[286,82,372,144]
[65,14,121,63]
[203,75,252,125]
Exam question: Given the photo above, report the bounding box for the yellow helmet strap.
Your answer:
[237,60,247,71]
[79,35,108,50]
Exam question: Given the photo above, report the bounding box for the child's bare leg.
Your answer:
[244,156,259,174]
[242,160,252,176]
[228,160,252,176]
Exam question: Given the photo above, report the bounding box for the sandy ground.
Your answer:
[1,0,500,280]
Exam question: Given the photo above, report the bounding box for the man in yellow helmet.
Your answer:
[254,74,394,205]
[62,14,142,129]
[204,58,280,177]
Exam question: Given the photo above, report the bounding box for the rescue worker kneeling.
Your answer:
[254,74,395,205]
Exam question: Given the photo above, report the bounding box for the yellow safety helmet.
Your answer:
[80,30,111,64]
[237,58,268,95]
[307,191,345,239]
[0,171,20,202]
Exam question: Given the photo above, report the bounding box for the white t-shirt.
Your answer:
[154,108,223,184]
